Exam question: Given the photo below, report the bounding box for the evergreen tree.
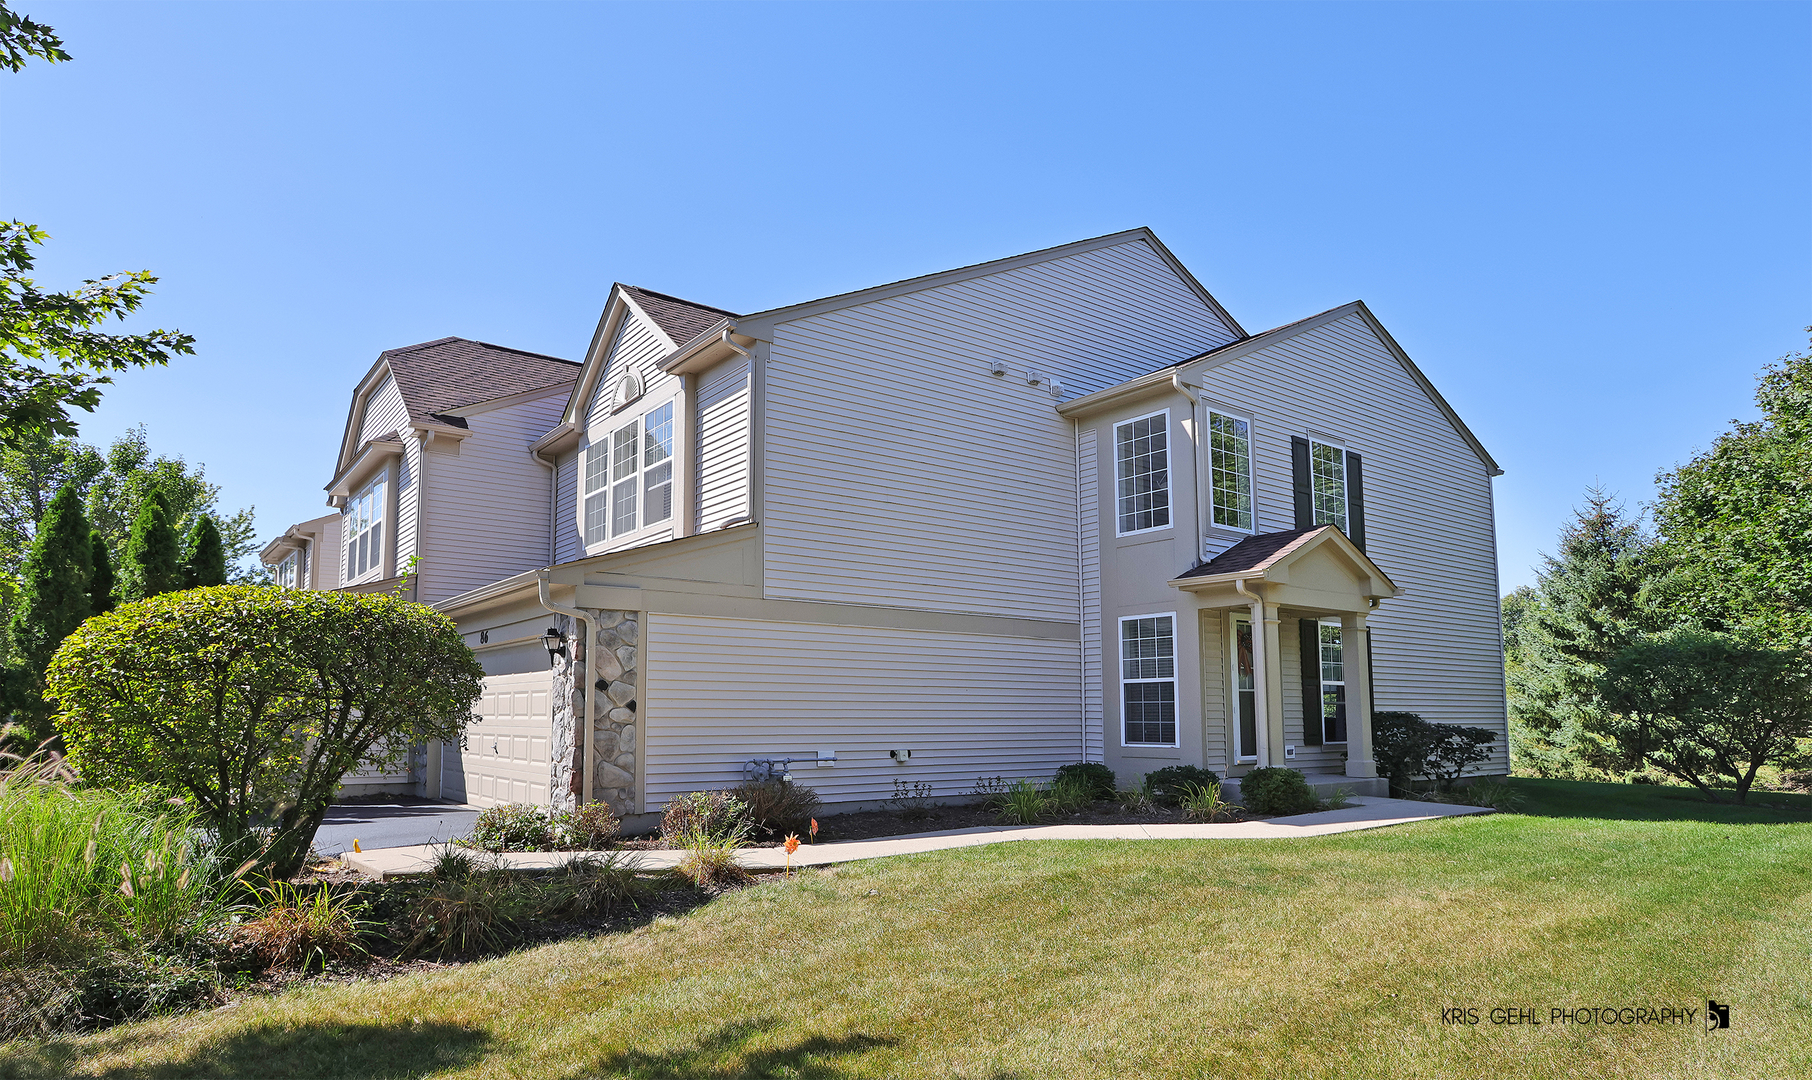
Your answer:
[4,484,91,745]
[119,485,182,601]
[1507,488,1667,778]
[180,513,227,588]
[88,529,113,615]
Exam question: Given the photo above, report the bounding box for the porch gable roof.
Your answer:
[1169,525,1399,613]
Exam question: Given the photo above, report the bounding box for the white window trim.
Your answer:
[1230,611,1257,763]
[1205,407,1256,535]
[578,392,680,555]
[342,470,388,586]
[275,552,299,590]
[1318,618,1349,745]
[1119,610,1180,748]
[1112,408,1173,538]
[1307,434,1349,533]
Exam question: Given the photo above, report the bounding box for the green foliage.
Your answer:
[1054,762,1117,801]
[1144,764,1221,803]
[1505,489,1664,779]
[887,779,938,819]
[1598,627,1812,804]
[0,221,194,451]
[4,483,90,743]
[180,514,227,588]
[0,1,71,73]
[730,779,822,840]
[0,748,242,972]
[86,529,112,616]
[1424,724,1500,792]
[468,803,557,853]
[118,486,181,601]
[1176,781,1242,822]
[47,586,485,878]
[1374,712,1500,794]
[660,790,752,846]
[1651,336,1812,651]
[992,778,1050,824]
[1046,774,1095,813]
[1238,767,1317,815]
[565,802,622,849]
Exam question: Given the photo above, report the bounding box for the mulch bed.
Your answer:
[613,799,1264,850]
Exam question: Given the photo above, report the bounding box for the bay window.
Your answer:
[583,399,675,548]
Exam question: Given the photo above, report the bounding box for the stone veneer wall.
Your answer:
[546,608,641,815]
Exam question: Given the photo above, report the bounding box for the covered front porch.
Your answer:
[1168,525,1400,788]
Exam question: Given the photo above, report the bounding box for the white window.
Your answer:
[1120,613,1177,746]
[583,400,675,548]
[1319,620,1348,743]
[1207,410,1254,532]
[1309,438,1347,532]
[343,474,385,582]
[275,552,299,590]
[1114,411,1170,535]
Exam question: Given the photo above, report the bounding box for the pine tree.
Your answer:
[1507,488,1667,778]
[180,513,227,587]
[88,529,114,615]
[4,484,92,745]
[119,486,182,601]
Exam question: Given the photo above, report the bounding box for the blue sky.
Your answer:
[4,1,1807,590]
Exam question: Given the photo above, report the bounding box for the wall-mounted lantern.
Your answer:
[541,626,568,667]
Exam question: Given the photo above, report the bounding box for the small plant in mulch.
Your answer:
[228,880,368,974]
[887,780,939,820]
[1175,781,1243,823]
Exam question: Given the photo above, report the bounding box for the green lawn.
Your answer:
[4,778,1810,1079]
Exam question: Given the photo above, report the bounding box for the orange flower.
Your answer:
[809,818,819,842]
[784,833,800,855]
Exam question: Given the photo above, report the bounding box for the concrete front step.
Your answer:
[1222,772,1387,800]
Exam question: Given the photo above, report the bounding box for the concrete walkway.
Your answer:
[340,796,1491,879]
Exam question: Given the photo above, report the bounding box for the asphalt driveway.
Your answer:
[314,799,479,857]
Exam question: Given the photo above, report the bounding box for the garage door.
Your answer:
[443,671,553,808]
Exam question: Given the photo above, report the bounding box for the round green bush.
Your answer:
[1144,765,1221,804]
[1239,767,1317,815]
[1055,762,1117,801]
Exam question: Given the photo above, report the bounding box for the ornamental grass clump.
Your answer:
[665,791,753,888]
[1176,781,1243,823]
[991,779,1051,825]
[231,880,366,974]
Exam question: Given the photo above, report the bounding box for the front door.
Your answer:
[1232,614,1257,762]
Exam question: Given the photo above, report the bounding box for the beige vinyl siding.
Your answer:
[393,438,419,582]
[1190,311,1507,769]
[762,239,1235,622]
[1079,428,1103,761]
[551,449,581,564]
[695,354,751,531]
[416,393,567,603]
[357,376,408,444]
[642,613,1081,809]
[1197,611,1226,769]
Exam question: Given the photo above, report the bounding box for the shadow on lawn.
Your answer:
[1508,777,1812,825]
[0,1020,490,1080]
[564,1016,945,1079]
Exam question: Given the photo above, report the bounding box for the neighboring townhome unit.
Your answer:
[414,228,1504,824]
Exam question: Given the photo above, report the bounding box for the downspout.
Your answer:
[717,329,756,530]
[1172,371,1206,563]
[537,570,593,807]
[1233,576,1270,768]
[1074,417,1086,762]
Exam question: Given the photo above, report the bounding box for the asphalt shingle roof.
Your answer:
[621,285,739,346]
[1174,526,1330,580]
[379,338,579,422]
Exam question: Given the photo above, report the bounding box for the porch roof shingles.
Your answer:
[1175,526,1330,580]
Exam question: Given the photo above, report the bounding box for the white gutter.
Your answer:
[536,571,594,807]
[1233,577,1270,768]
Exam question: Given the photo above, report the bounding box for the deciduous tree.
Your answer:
[48,587,485,878]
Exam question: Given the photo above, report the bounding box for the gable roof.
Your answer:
[732,228,1246,340]
[379,337,579,423]
[1175,527,1326,580]
[620,286,739,348]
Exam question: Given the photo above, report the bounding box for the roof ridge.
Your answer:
[472,340,580,366]
[622,284,741,319]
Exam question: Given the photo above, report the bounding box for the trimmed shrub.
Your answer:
[730,780,821,840]
[1054,762,1117,801]
[1239,767,1317,816]
[468,803,554,852]
[1373,711,1439,796]
[1145,765,1221,804]
[560,802,622,849]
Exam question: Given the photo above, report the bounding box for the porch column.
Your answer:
[1247,599,1271,767]
[1342,612,1377,778]
[1261,602,1286,768]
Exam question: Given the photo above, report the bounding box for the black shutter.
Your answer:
[1291,436,1313,530]
[1345,451,1366,551]
[1299,617,1323,745]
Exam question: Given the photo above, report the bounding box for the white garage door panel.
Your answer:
[446,671,553,808]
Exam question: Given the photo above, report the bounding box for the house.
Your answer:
[265,229,1506,821]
